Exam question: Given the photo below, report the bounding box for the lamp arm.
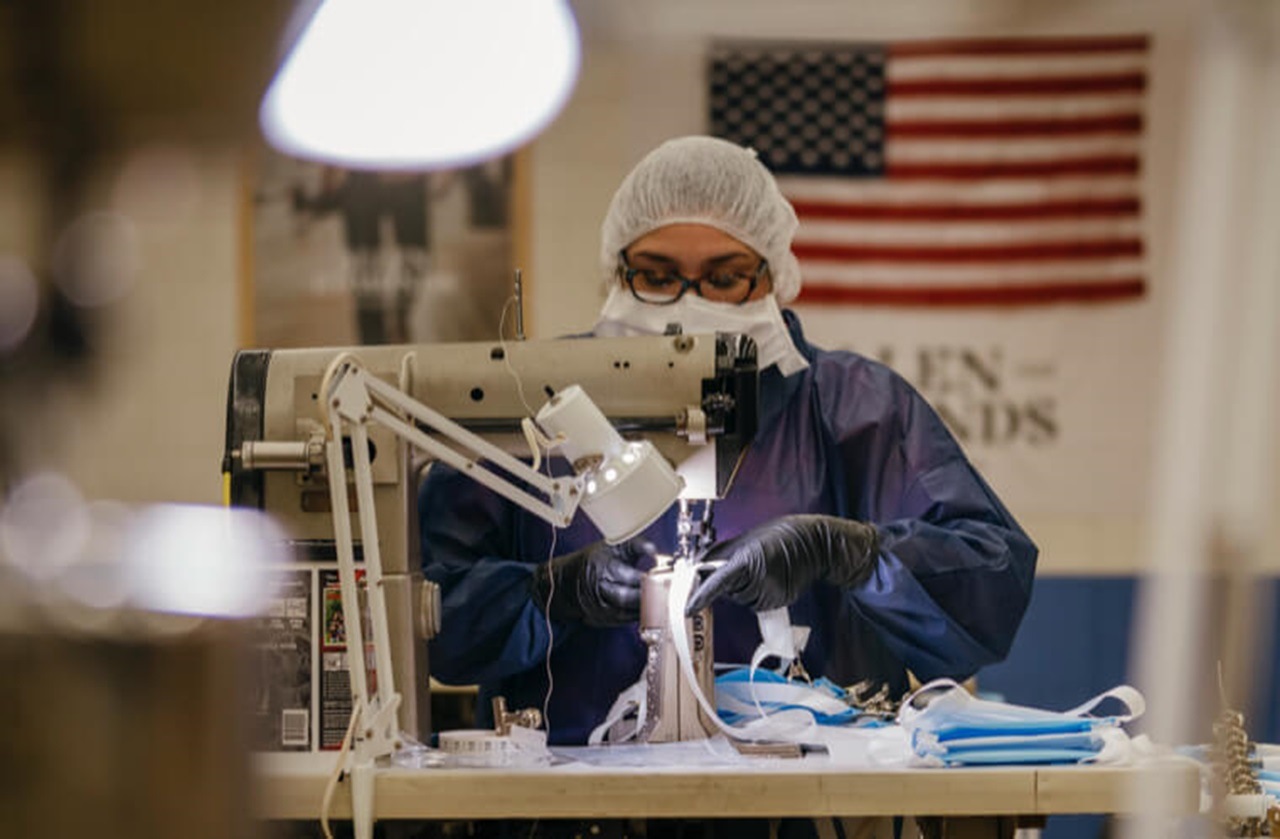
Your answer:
[319,354,586,759]
[321,405,400,839]
[327,356,584,528]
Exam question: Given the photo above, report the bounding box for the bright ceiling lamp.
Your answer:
[259,0,581,170]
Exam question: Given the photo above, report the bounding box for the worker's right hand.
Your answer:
[530,538,656,627]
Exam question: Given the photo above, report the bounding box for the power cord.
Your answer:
[499,294,560,739]
[319,706,359,839]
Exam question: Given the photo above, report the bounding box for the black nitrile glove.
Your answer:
[530,538,656,627]
[685,514,879,614]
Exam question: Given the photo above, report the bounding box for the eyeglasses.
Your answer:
[618,251,769,306]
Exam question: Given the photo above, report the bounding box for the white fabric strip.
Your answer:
[590,567,839,745]
[885,137,1141,164]
[793,219,1143,245]
[791,260,1144,286]
[669,561,742,738]
[669,562,824,743]
[885,95,1146,122]
[885,56,1147,80]
[776,175,1140,203]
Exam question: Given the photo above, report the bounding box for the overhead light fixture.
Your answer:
[259,0,581,170]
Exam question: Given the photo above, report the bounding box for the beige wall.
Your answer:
[73,150,245,505]
[26,148,248,506]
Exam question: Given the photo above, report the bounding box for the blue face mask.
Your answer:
[898,679,1145,767]
[715,667,867,727]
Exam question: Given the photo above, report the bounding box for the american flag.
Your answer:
[708,36,1149,306]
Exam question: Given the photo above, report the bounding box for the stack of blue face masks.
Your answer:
[898,678,1146,767]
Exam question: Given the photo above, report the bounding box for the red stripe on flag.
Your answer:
[793,239,1143,262]
[886,35,1150,58]
[796,278,1147,306]
[791,197,1141,222]
[886,73,1146,97]
[886,113,1143,138]
[883,155,1140,179]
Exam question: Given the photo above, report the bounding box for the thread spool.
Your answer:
[437,729,525,766]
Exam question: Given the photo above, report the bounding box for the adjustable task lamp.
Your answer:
[318,355,682,839]
[258,0,581,169]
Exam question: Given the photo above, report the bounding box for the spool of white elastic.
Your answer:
[437,732,517,763]
[437,726,550,767]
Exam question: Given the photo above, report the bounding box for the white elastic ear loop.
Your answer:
[749,607,807,720]
[1063,685,1146,723]
[899,679,1147,728]
[588,679,647,745]
[897,678,966,727]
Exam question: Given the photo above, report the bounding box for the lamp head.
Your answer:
[536,385,684,543]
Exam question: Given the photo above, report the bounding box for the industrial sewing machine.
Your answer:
[223,332,758,754]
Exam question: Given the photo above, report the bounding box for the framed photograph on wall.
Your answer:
[248,149,522,348]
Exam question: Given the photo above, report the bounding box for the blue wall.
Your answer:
[976,576,1280,839]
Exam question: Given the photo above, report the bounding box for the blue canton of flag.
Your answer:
[710,44,890,177]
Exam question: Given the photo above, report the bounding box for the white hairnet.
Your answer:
[599,136,803,304]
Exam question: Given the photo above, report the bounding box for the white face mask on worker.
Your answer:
[593,287,809,377]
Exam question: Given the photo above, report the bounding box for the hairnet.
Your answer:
[599,136,803,304]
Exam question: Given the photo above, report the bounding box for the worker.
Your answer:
[420,136,1038,749]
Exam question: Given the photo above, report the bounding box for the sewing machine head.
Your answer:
[223,332,757,749]
[226,331,756,554]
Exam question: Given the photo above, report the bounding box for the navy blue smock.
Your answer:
[419,311,1038,745]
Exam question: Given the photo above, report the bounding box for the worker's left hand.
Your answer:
[685,514,879,614]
